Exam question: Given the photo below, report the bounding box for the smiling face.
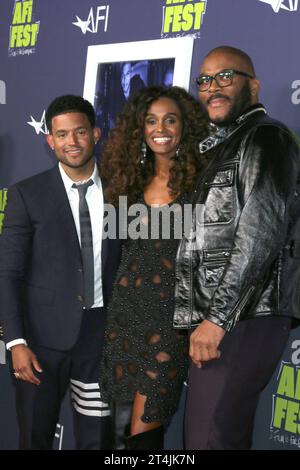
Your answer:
[46,112,100,177]
[144,97,183,160]
[198,50,260,126]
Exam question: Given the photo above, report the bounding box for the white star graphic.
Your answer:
[27,110,48,135]
[259,0,298,12]
[72,16,89,34]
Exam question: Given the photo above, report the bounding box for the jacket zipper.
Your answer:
[204,250,230,262]
[231,285,256,322]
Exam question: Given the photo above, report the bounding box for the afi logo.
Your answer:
[0,80,6,104]
[259,0,298,12]
[73,5,109,34]
[27,110,48,135]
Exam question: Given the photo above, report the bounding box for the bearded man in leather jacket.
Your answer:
[174,46,300,449]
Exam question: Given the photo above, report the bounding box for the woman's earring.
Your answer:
[140,142,147,165]
[175,146,183,163]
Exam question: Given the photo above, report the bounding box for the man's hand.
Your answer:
[11,344,43,385]
[189,319,226,368]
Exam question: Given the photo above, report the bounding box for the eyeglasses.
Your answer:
[195,69,254,92]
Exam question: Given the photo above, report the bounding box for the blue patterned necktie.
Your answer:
[73,180,94,309]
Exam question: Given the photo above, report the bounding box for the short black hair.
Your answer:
[45,95,96,133]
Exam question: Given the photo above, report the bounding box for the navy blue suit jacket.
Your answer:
[0,165,121,351]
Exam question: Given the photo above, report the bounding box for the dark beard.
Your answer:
[207,82,252,127]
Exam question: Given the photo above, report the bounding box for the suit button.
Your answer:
[77,295,84,302]
[78,268,82,273]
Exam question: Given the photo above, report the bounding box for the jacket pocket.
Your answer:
[202,248,230,287]
[206,167,235,187]
[26,284,54,306]
[204,167,235,225]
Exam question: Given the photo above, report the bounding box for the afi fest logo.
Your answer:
[161,0,207,38]
[9,0,40,57]
[0,80,6,104]
[72,5,109,34]
[259,0,298,12]
[27,110,48,135]
[0,188,8,234]
[270,340,300,448]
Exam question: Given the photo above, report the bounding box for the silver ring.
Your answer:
[14,371,20,379]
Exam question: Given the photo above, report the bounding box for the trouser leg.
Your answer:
[70,374,111,450]
[185,316,291,450]
[15,346,70,450]
[70,307,112,450]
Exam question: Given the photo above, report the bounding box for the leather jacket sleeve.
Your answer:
[206,124,300,331]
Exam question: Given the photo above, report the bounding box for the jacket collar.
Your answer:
[199,103,267,154]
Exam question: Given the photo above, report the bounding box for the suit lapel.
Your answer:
[46,166,81,257]
[46,166,114,279]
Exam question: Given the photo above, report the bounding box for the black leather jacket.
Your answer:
[174,105,300,331]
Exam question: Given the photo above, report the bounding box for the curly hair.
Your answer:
[101,86,208,205]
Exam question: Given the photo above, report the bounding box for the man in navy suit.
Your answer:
[0,95,120,449]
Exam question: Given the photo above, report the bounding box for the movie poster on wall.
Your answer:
[83,37,194,145]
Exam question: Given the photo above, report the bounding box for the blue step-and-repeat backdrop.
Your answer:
[0,0,300,450]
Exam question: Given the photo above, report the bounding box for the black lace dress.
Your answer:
[99,194,189,426]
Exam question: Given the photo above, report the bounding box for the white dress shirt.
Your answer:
[6,161,104,351]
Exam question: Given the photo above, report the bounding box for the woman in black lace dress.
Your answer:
[100,86,208,449]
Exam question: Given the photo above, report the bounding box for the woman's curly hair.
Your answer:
[101,85,208,205]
